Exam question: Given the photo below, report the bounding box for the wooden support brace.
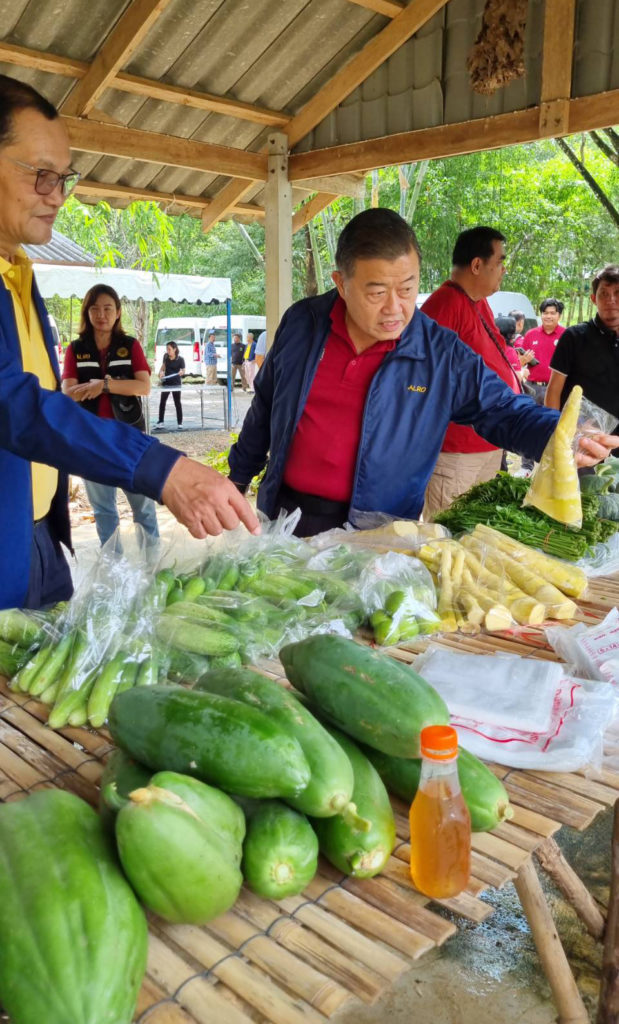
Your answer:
[539,98,571,138]
[514,856,589,1024]
[597,799,619,1023]
[536,836,606,940]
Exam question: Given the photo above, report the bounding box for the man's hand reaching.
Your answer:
[161,456,261,538]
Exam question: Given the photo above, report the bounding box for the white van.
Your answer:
[201,315,266,382]
[154,317,210,376]
[48,314,63,367]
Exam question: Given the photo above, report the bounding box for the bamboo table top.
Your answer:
[0,572,618,1024]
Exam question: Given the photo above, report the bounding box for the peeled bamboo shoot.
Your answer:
[472,524,587,599]
[522,385,583,526]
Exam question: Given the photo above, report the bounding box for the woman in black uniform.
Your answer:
[155,341,185,429]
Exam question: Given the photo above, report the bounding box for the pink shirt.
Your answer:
[522,325,565,383]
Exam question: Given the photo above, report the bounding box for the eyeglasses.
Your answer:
[5,157,81,196]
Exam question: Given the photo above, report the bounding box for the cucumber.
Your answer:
[310,726,396,878]
[365,746,513,832]
[12,641,53,692]
[0,790,147,1024]
[242,800,318,899]
[28,633,75,697]
[155,615,239,656]
[108,684,311,798]
[48,666,98,730]
[280,635,449,758]
[164,601,236,626]
[195,668,355,817]
[88,652,138,729]
[0,608,43,646]
[115,773,244,924]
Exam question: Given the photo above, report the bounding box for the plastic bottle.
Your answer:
[409,724,471,898]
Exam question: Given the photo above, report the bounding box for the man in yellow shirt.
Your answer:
[0,74,259,610]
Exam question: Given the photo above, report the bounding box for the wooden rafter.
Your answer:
[74,178,264,217]
[292,194,336,234]
[201,179,257,232]
[538,0,576,136]
[61,0,175,117]
[199,0,449,230]
[288,89,619,178]
[286,0,450,148]
[0,41,288,127]
[346,0,405,17]
[64,116,267,180]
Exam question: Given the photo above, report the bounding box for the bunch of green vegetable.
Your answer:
[581,457,619,521]
[435,473,619,560]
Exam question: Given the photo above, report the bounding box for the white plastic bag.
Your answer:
[414,647,563,733]
[546,608,619,685]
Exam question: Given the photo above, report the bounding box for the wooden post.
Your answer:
[597,800,619,1023]
[514,856,589,1024]
[536,836,606,940]
[264,131,292,349]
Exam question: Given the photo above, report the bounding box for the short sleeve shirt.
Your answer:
[63,338,150,419]
[522,325,565,383]
[255,331,267,357]
[550,318,619,418]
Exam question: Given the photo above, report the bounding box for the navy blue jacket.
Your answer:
[0,274,180,609]
[229,290,560,522]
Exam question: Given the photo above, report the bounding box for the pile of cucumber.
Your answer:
[100,636,512,917]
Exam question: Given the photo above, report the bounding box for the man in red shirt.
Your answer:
[421,226,519,518]
[522,297,565,397]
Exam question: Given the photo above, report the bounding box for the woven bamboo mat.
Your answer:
[1,575,618,1023]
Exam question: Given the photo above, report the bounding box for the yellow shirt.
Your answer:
[0,248,58,520]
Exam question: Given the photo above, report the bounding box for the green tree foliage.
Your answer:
[50,133,618,349]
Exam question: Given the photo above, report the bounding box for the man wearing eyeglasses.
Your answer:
[0,74,259,610]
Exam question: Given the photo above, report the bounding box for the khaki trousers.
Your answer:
[204,365,217,385]
[423,449,503,521]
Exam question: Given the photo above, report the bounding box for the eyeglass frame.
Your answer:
[3,157,81,197]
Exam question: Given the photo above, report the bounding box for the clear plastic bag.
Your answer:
[522,384,583,528]
[546,609,619,686]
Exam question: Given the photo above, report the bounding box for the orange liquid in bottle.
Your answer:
[409,776,471,899]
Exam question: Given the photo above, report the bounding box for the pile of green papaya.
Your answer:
[0,634,513,1024]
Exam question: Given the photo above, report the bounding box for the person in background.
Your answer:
[243,331,257,390]
[523,297,566,405]
[546,266,619,441]
[230,332,249,390]
[509,309,526,341]
[0,73,259,610]
[63,285,160,544]
[421,226,522,518]
[203,331,218,385]
[495,315,529,386]
[229,209,619,538]
[254,329,267,370]
[155,340,185,431]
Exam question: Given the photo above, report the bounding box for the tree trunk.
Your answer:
[308,219,325,294]
[555,137,619,229]
[303,224,318,297]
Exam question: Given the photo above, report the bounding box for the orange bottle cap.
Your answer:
[420,725,459,760]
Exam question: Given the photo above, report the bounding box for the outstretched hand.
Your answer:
[576,433,619,468]
[161,456,261,538]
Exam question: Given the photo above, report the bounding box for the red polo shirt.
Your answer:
[63,339,150,418]
[522,325,565,383]
[421,282,519,454]
[283,297,396,501]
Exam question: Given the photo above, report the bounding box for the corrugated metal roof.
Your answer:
[23,228,95,265]
[0,0,616,215]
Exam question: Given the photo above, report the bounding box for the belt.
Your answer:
[279,483,349,517]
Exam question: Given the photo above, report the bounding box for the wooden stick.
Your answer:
[514,856,589,1024]
[535,836,605,940]
[597,799,619,1023]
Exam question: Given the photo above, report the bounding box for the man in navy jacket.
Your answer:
[229,209,619,537]
[0,75,258,610]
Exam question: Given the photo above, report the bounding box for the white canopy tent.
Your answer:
[32,264,231,304]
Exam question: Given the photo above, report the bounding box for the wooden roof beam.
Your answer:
[64,116,267,180]
[288,89,619,177]
[61,0,175,117]
[74,178,264,217]
[0,41,289,127]
[200,0,448,231]
[292,194,336,234]
[286,0,451,147]
[346,0,405,17]
[538,0,577,137]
